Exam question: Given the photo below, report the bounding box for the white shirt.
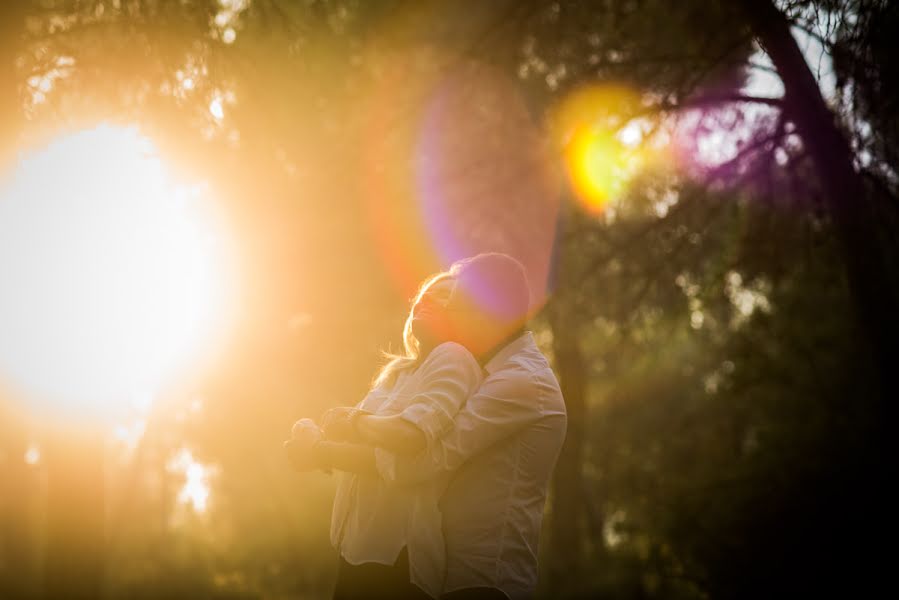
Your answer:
[330,341,483,598]
[376,332,567,599]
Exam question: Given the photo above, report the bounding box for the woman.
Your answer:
[285,268,483,599]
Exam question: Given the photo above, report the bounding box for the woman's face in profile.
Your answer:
[411,278,457,351]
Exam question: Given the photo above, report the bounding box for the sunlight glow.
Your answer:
[603,509,627,548]
[167,447,216,514]
[26,56,74,107]
[24,443,41,466]
[617,119,645,147]
[209,97,225,120]
[214,0,249,45]
[553,84,656,213]
[566,126,645,213]
[725,271,772,329]
[0,125,234,421]
[112,418,147,454]
[673,43,787,180]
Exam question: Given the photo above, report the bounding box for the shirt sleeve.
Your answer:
[374,342,483,483]
[395,341,483,446]
[378,367,555,486]
[357,382,389,411]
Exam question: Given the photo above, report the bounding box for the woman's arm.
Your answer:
[359,342,481,455]
[313,440,379,476]
[321,343,481,456]
[318,408,425,454]
[285,438,378,477]
[354,414,426,456]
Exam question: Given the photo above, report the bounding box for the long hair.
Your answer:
[372,270,456,389]
[372,252,530,389]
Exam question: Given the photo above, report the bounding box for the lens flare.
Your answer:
[553,83,652,213]
[565,126,641,212]
[424,70,559,312]
[358,46,445,299]
[366,55,559,308]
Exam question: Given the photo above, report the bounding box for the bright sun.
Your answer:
[0,125,234,422]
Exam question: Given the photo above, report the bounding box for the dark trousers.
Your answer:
[332,547,431,600]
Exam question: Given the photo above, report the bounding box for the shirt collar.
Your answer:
[483,331,534,375]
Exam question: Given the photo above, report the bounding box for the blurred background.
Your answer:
[0,1,896,598]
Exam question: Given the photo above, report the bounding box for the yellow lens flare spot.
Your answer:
[566,127,643,213]
[552,83,652,213]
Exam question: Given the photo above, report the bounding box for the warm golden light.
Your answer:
[24,442,41,466]
[209,97,225,120]
[553,83,651,213]
[566,126,643,213]
[0,125,234,421]
[168,447,217,514]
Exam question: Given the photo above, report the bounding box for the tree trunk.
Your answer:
[546,289,588,590]
[737,1,896,593]
[0,406,36,598]
[737,0,896,418]
[44,428,106,600]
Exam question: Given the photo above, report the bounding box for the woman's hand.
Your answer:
[319,407,371,442]
[285,417,379,477]
[284,418,323,472]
